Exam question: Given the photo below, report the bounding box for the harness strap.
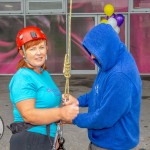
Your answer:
[46,124,54,148]
[7,122,33,134]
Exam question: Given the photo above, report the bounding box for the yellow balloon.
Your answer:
[104,4,114,17]
[100,19,108,24]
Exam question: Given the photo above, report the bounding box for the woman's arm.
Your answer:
[16,99,79,125]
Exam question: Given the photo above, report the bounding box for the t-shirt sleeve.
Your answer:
[10,76,36,104]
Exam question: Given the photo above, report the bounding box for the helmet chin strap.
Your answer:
[22,45,30,64]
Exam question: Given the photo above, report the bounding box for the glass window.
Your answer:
[130,14,150,74]
[29,2,62,10]
[68,0,128,13]
[71,16,95,70]
[27,0,64,13]
[26,15,66,74]
[0,2,22,12]
[0,16,24,74]
[133,0,150,9]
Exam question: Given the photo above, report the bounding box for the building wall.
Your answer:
[0,0,150,75]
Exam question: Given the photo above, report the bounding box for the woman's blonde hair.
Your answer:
[16,39,47,70]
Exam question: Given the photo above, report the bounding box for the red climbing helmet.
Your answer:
[16,26,47,50]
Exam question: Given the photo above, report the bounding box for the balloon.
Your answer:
[104,4,114,17]
[114,26,120,34]
[107,18,117,28]
[115,14,124,27]
[100,19,108,24]
[106,13,116,20]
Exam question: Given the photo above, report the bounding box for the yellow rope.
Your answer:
[63,0,72,100]
[54,1,73,147]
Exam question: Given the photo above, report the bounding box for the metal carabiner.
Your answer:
[52,123,66,150]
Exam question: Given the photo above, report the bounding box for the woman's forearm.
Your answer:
[22,108,62,125]
[16,99,79,125]
[21,105,79,125]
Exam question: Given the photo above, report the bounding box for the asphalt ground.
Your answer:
[0,75,150,150]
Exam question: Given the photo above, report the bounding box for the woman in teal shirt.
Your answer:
[9,26,79,150]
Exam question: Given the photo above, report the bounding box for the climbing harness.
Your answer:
[52,0,73,149]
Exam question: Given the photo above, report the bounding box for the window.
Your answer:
[26,0,65,14]
[0,1,22,13]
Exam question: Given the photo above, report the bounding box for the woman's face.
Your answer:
[25,41,47,69]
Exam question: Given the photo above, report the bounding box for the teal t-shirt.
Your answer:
[9,68,61,137]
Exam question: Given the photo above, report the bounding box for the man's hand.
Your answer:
[62,94,79,106]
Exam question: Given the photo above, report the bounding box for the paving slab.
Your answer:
[0,75,150,150]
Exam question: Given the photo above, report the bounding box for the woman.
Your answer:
[9,26,79,150]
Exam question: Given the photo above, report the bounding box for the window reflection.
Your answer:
[68,0,128,13]
[0,2,21,11]
[26,15,66,74]
[0,16,23,74]
[71,17,95,70]
[133,0,150,9]
[130,14,150,73]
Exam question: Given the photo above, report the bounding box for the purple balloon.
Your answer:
[106,13,116,20]
[115,14,124,27]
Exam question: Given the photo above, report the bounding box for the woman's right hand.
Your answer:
[60,104,79,123]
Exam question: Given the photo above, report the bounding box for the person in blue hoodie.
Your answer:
[63,23,142,149]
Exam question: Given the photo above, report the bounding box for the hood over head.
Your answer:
[82,23,123,71]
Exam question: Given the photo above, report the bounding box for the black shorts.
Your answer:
[10,130,54,150]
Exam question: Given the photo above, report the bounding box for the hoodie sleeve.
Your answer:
[72,73,133,129]
[78,92,90,107]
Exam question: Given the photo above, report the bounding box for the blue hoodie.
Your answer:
[72,24,142,149]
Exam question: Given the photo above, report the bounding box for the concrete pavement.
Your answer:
[0,75,150,150]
